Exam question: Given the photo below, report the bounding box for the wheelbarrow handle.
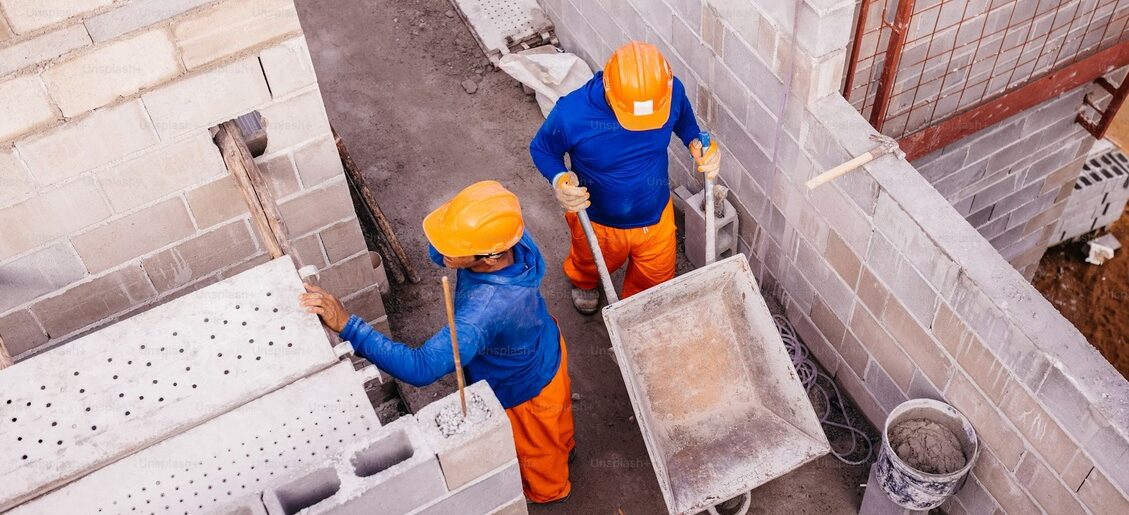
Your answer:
[559,172,619,305]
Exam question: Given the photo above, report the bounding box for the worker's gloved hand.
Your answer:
[690,138,721,180]
[299,284,350,333]
[552,172,591,213]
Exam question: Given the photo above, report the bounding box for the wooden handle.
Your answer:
[805,150,878,189]
[441,276,468,416]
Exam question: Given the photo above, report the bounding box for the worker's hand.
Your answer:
[300,284,350,333]
[690,138,721,180]
[553,172,591,213]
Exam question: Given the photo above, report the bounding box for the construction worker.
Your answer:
[530,41,720,313]
[299,181,575,504]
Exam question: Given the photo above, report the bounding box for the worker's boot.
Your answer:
[571,287,599,315]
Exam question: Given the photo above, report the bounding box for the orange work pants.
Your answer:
[564,199,677,298]
[505,337,575,503]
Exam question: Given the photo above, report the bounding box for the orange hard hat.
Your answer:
[604,41,674,131]
[422,181,525,257]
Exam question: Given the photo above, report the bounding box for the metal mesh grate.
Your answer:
[450,0,552,60]
[846,0,1129,138]
[10,362,379,515]
[0,258,339,510]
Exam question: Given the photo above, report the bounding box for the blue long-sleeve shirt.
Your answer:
[339,233,561,409]
[529,71,701,228]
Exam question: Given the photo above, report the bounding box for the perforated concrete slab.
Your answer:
[602,255,831,515]
[450,0,552,61]
[10,361,379,515]
[0,257,339,510]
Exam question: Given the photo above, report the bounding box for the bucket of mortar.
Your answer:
[874,399,979,510]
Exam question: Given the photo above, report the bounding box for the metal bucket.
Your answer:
[875,399,979,510]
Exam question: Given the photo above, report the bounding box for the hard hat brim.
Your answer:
[422,204,472,258]
[609,100,672,132]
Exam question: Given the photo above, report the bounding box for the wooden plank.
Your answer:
[213,121,292,258]
[900,40,1129,160]
[333,128,420,283]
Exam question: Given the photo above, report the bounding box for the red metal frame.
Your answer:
[842,0,873,97]
[868,0,915,130]
[899,39,1129,160]
[1079,75,1129,139]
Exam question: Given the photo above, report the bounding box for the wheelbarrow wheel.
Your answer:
[707,491,751,515]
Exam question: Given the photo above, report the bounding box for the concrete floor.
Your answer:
[295,0,868,512]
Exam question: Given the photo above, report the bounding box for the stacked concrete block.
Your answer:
[911,86,1095,278]
[541,0,1129,513]
[253,381,524,515]
[0,0,386,359]
[11,360,381,514]
[1051,148,1129,244]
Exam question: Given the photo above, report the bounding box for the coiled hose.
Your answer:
[773,314,875,465]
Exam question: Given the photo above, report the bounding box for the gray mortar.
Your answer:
[889,418,966,475]
[434,392,491,437]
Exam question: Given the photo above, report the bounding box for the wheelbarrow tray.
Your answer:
[602,255,830,515]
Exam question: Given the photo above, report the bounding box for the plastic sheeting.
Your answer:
[498,46,593,117]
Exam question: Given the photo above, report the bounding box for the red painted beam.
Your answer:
[869,0,915,130]
[899,40,1129,161]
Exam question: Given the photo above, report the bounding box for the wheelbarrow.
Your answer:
[565,134,831,515]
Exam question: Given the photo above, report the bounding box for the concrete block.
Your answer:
[185,175,248,229]
[319,251,380,302]
[1078,468,1129,515]
[71,197,196,273]
[0,177,111,261]
[416,380,517,490]
[409,460,522,515]
[259,37,318,99]
[342,283,387,325]
[0,0,114,34]
[9,361,374,514]
[142,220,259,293]
[866,235,939,326]
[0,148,35,209]
[880,298,951,388]
[723,28,784,113]
[173,0,302,70]
[854,265,889,317]
[998,382,1078,470]
[1036,366,1102,449]
[293,135,345,188]
[257,88,334,155]
[290,232,327,269]
[0,309,48,356]
[267,416,447,515]
[255,152,302,198]
[1015,454,1087,515]
[30,263,156,338]
[953,335,1009,403]
[971,446,1041,515]
[97,131,226,213]
[833,356,888,426]
[1060,451,1093,492]
[16,100,159,185]
[278,178,357,237]
[0,74,56,143]
[42,29,180,117]
[141,57,271,141]
[0,241,87,313]
[849,304,914,390]
[84,0,214,42]
[319,218,367,264]
[863,359,908,413]
[488,496,528,515]
[944,372,1025,469]
[0,24,91,76]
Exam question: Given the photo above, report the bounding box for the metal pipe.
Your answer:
[843,0,872,99]
[869,0,916,130]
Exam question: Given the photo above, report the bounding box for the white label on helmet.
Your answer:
[633,100,654,116]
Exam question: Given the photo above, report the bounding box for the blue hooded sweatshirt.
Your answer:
[338,233,561,409]
[529,71,701,229]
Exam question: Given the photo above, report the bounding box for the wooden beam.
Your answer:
[869,0,915,130]
[213,121,292,258]
[900,39,1129,161]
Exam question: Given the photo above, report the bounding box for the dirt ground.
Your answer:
[295,0,868,512]
[1033,203,1129,380]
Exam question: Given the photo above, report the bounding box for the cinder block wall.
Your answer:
[1051,146,1129,244]
[0,0,386,359]
[541,0,1129,513]
[912,88,1095,279]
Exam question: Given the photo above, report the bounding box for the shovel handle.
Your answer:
[560,172,619,305]
[699,132,717,265]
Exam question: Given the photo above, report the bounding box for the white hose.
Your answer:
[773,314,875,465]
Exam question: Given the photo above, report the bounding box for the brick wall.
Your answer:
[0,0,386,359]
[541,0,1129,513]
[911,87,1094,279]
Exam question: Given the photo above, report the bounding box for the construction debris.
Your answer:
[1086,233,1122,265]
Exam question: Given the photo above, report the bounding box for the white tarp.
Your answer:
[498,46,593,117]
